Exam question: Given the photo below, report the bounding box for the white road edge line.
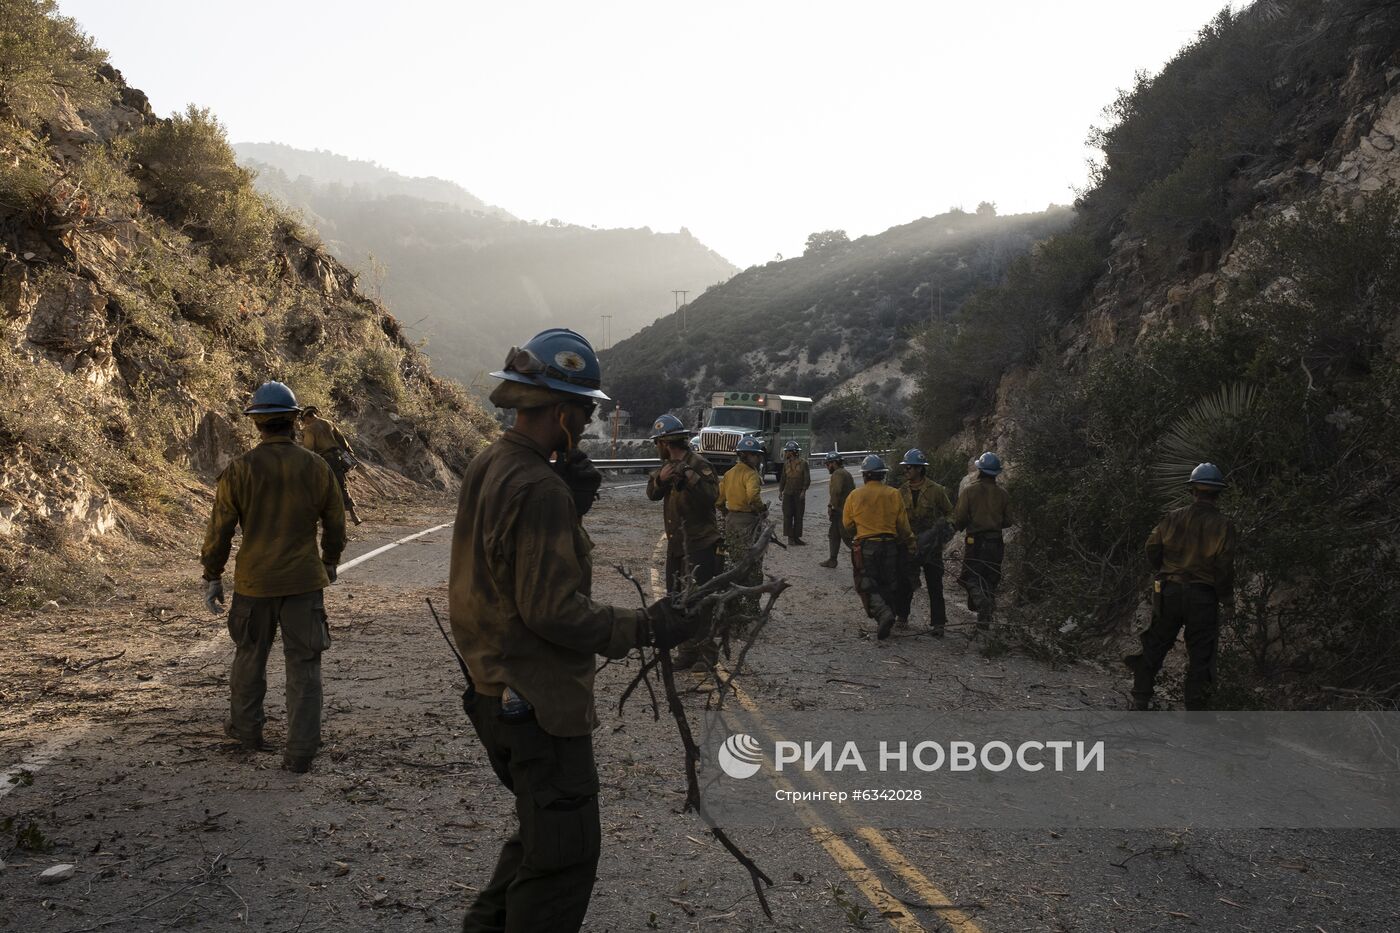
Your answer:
[336,522,453,573]
[0,520,455,799]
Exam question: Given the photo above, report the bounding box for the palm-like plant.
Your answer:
[1151,382,1259,505]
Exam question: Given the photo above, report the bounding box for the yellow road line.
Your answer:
[722,672,984,933]
[649,530,984,932]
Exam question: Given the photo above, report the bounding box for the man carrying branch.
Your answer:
[448,328,695,933]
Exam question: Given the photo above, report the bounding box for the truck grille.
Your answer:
[701,431,738,453]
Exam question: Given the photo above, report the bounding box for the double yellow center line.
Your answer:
[647,517,983,933]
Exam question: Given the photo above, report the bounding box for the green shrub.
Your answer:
[1006,193,1400,705]
[131,105,274,268]
[0,0,113,130]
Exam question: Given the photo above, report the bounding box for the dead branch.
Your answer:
[612,528,785,918]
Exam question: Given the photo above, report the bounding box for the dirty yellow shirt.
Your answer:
[449,430,645,737]
[842,480,913,547]
[717,460,764,513]
[952,477,1013,535]
[647,451,721,551]
[827,467,855,514]
[901,479,953,534]
[299,415,352,458]
[778,457,810,495]
[200,435,346,597]
[1146,499,1236,599]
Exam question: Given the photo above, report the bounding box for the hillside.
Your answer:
[600,205,1073,440]
[911,0,1400,704]
[0,2,496,606]
[235,144,738,385]
[234,142,515,218]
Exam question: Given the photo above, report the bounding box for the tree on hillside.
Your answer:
[976,201,998,217]
[804,229,849,255]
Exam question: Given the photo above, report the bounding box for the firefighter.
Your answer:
[777,439,810,546]
[1124,463,1237,710]
[449,328,694,933]
[818,451,854,569]
[899,449,954,635]
[953,451,1013,630]
[716,436,768,620]
[299,405,362,525]
[842,454,915,640]
[647,413,722,668]
[200,381,345,774]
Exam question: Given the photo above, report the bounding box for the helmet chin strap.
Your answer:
[557,408,575,454]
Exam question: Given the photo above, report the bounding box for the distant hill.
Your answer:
[235,144,737,385]
[233,143,514,218]
[599,206,1074,441]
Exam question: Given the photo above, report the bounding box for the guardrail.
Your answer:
[592,451,886,472]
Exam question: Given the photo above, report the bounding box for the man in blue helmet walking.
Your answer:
[953,452,1013,630]
[200,381,346,773]
[1124,463,1237,710]
[898,449,954,635]
[449,328,695,932]
[842,455,915,640]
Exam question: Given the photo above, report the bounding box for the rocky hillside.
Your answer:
[916,0,1400,704]
[0,2,496,606]
[236,143,738,385]
[600,205,1073,441]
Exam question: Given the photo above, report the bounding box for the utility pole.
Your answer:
[672,290,689,333]
[599,314,613,350]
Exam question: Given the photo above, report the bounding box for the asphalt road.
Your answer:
[1,474,1396,932]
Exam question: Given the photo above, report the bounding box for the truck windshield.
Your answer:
[707,407,764,430]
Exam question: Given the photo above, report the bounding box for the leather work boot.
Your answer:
[818,559,837,568]
[876,611,896,640]
[282,754,314,774]
[792,538,806,546]
[930,625,945,638]
[224,720,272,753]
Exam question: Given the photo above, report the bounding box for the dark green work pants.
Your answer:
[958,533,1004,625]
[1129,582,1220,710]
[856,537,903,628]
[782,492,805,540]
[226,590,329,757]
[462,693,601,933]
[827,509,844,563]
[664,539,720,594]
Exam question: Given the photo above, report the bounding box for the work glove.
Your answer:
[324,561,338,584]
[556,449,603,517]
[643,599,699,652]
[203,578,225,615]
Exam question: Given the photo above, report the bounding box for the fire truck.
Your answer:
[696,391,813,477]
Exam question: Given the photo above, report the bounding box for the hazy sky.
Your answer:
[60,0,1233,267]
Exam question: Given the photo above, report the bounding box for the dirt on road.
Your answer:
[1,478,1395,932]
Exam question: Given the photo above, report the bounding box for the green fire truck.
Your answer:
[697,391,813,477]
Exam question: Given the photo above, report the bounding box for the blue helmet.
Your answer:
[491,328,610,401]
[975,451,1003,476]
[649,413,687,440]
[861,454,887,474]
[736,436,766,455]
[824,450,843,463]
[901,448,929,467]
[783,440,800,453]
[1189,462,1226,489]
[244,381,302,415]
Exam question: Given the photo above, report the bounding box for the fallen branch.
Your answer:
[613,525,788,919]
